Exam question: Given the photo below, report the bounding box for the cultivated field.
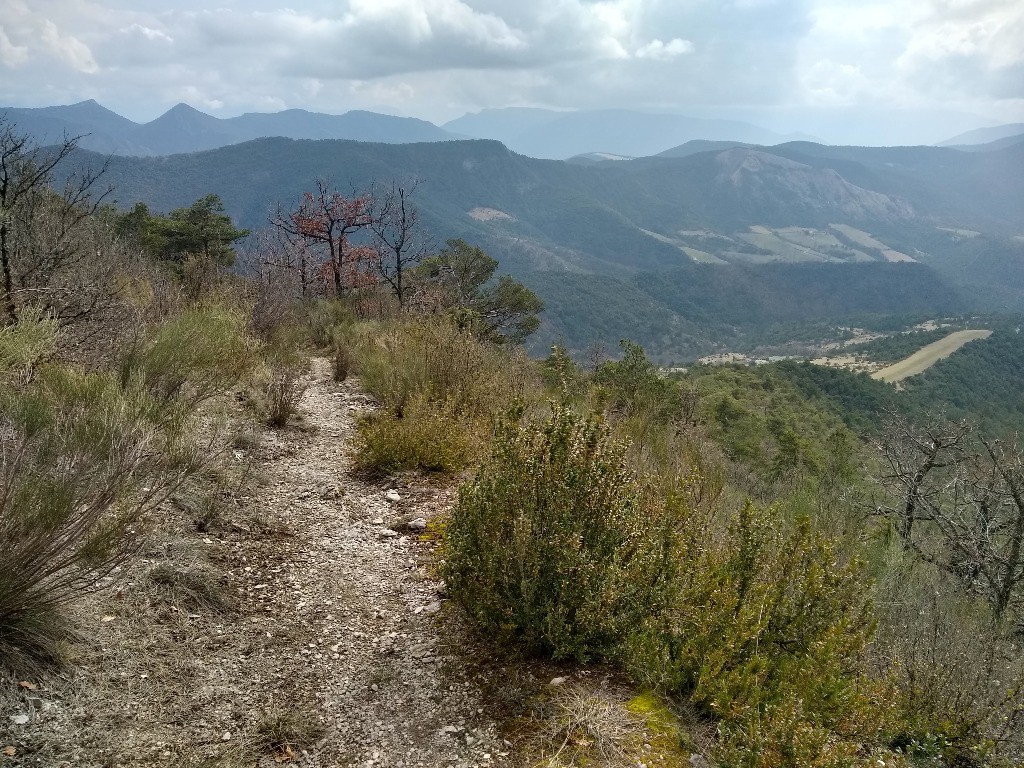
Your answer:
[871,329,993,383]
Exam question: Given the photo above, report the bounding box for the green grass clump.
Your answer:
[351,316,537,475]
[355,394,478,475]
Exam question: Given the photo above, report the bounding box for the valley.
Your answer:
[51,129,1023,363]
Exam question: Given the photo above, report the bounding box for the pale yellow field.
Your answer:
[871,329,993,383]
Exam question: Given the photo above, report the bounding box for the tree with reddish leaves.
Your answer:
[270,179,373,298]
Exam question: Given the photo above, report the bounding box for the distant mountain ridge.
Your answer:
[442,108,800,159]
[0,100,458,156]
[938,123,1024,147]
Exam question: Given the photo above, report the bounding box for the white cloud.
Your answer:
[0,0,1020,142]
[0,25,28,67]
[635,37,693,60]
[125,23,173,43]
[40,20,99,73]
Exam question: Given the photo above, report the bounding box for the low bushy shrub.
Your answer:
[873,563,1024,766]
[443,405,678,662]
[119,301,257,408]
[625,502,889,767]
[0,304,256,668]
[350,317,537,475]
[260,325,310,428]
[0,364,206,663]
[355,394,478,475]
[354,317,532,420]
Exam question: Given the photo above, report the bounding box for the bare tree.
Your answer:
[269,179,373,298]
[370,180,430,309]
[875,413,1024,623]
[0,118,113,326]
[242,226,319,300]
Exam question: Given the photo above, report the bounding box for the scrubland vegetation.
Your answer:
[4,119,1024,767]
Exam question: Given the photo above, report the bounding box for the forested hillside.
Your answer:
[57,133,1024,360]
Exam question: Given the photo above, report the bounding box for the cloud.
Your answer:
[125,23,173,44]
[0,0,1019,142]
[0,25,28,67]
[40,19,99,73]
[634,37,693,60]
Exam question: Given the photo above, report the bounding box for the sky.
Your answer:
[1,0,1022,144]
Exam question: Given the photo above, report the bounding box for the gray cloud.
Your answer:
[0,0,1020,143]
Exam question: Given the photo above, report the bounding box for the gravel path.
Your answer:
[239,358,508,767]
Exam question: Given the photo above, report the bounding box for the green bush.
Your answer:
[356,394,477,475]
[119,301,257,408]
[351,317,537,474]
[300,298,355,349]
[442,405,678,662]
[354,317,532,420]
[0,364,205,664]
[260,324,310,428]
[594,340,682,425]
[625,501,888,767]
[331,331,353,382]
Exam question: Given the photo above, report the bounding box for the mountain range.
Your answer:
[50,131,1023,360]
[4,100,1024,161]
[0,100,455,156]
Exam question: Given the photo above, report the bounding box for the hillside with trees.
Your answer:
[5,116,1024,767]
[50,132,1024,361]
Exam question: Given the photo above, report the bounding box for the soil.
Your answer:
[0,359,516,767]
[871,329,992,383]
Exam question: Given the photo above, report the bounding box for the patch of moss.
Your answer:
[626,691,692,766]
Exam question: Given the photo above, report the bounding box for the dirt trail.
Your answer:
[2,358,510,767]
[230,357,508,766]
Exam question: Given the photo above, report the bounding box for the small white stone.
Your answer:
[10,714,28,725]
[550,676,567,686]
[221,731,232,741]
[385,490,401,502]
[407,517,427,531]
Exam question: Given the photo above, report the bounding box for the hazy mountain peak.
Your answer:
[938,123,1024,146]
[160,103,210,118]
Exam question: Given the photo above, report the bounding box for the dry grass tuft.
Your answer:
[253,708,326,761]
[148,563,232,613]
[527,684,653,768]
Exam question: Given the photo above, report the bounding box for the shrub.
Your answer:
[355,394,477,475]
[594,340,682,425]
[300,298,355,349]
[0,306,255,668]
[625,501,889,767]
[351,316,537,474]
[354,317,531,420]
[329,323,355,382]
[0,364,205,664]
[260,325,310,428]
[443,405,678,662]
[119,301,258,409]
[873,564,1024,765]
